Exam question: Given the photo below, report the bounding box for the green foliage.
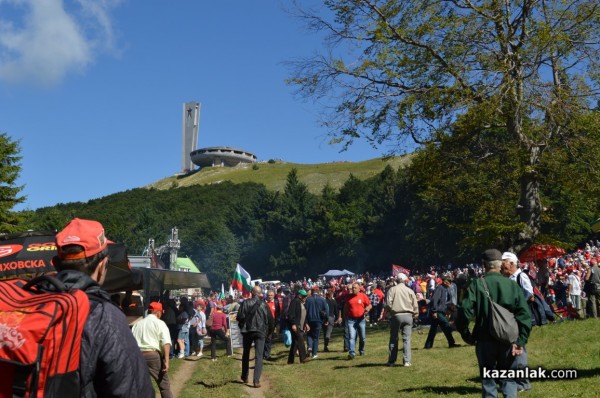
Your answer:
[0,133,26,232]
[288,0,600,246]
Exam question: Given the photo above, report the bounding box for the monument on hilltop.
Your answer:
[180,101,257,173]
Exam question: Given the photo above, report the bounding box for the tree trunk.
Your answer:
[514,145,542,251]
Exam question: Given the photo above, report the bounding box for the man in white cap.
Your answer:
[501,252,534,301]
[381,273,418,367]
[501,251,533,393]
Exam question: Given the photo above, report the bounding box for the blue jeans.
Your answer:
[476,340,518,398]
[307,321,323,355]
[345,317,366,356]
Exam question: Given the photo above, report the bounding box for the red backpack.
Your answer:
[0,275,90,398]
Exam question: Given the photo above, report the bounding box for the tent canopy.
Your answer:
[320,269,355,277]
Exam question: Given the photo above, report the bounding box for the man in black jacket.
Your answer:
[424,275,460,349]
[237,286,274,388]
[263,289,281,360]
[53,218,153,397]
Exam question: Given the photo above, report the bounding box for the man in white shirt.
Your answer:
[566,266,582,310]
[501,252,533,393]
[132,302,173,398]
[381,273,418,367]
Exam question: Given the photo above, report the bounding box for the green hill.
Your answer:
[147,155,412,194]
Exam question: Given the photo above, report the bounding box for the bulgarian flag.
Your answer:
[231,263,252,294]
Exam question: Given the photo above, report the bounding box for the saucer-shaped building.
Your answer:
[190,146,257,168]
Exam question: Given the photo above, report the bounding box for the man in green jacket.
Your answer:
[456,249,532,398]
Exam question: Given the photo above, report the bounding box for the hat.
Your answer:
[396,273,408,282]
[56,218,108,260]
[441,275,453,282]
[501,252,519,264]
[148,302,163,312]
[481,249,502,262]
[298,289,308,296]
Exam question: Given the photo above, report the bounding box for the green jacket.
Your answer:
[457,271,532,347]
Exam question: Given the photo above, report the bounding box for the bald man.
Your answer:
[237,286,275,388]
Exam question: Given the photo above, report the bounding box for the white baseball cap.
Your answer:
[501,252,519,264]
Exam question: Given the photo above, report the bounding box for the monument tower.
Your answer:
[181,101,200,173]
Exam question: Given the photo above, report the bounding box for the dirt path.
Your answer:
[164,354,271,398]
[159,357,198,398]
[241,363,271,398]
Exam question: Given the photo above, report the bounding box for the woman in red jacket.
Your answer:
[208,305,233,361]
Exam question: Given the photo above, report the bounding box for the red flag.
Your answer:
[392,264,411,276]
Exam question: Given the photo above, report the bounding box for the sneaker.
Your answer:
[449,343,461,348]
[196,352,203,357]
[177,353,184,359]
[348,354,355,360]
[386,362,395,367]
[323,347,330,352]
[312,355,318,359]
[404,362,412,367]
[211,358,217,362]
[359,351,365,356]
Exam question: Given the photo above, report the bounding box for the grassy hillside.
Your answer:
[148,156,412,194]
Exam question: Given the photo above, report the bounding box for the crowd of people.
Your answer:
[9,217,597,398]
[165,240,599,396]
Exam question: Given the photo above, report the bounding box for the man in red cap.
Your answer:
[53,218,153,397]
[132,302,173,398]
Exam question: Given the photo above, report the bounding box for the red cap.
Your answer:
[148,302,163,312]
[56,218,108,259]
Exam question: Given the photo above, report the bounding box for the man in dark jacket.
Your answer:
[457,249,532,398]
[286,289,311,364]
[237,286,274,388]
[263,289,281,360]
[424,275,460,349]
[53,218,154,397]
[304,286,329,358]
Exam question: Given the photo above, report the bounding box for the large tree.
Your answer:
[0,133,25,232]
[288,0,600,251]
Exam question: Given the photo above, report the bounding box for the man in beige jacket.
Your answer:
[382,273,418,367]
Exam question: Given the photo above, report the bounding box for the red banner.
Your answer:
[392,264,410,276]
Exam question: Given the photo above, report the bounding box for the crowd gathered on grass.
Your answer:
[165,239,600,362]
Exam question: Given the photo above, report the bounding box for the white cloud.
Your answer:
[0,0,120,86]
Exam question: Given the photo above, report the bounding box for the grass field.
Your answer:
[168,317,599,398]
[148,156,412,194]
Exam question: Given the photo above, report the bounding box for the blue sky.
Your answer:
[1,0,385,211]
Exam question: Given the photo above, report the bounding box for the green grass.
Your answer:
[173,318,600,397]
[148,156,412,194]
